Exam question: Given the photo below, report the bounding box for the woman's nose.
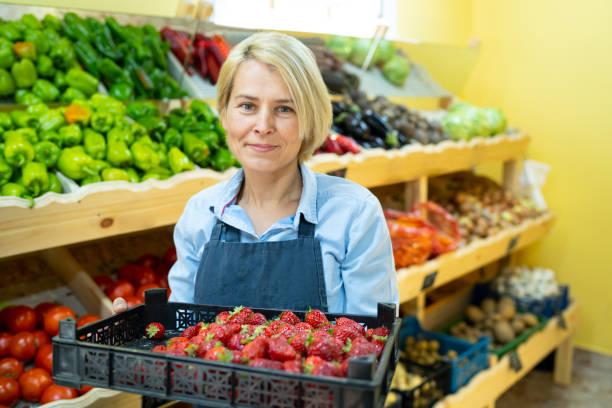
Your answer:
[253,109,274,135]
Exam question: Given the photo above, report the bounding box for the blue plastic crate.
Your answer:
[398,317,490,393]
[472,283,569,318]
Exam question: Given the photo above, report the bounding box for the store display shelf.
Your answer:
[396,212,556,303]
[433,302,578,408]
[0,134,529,258]
[40,388,141,408]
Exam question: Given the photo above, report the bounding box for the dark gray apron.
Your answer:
[194,214,328,312]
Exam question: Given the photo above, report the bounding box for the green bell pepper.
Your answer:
[0,68,15,96]
[101,167,129,182]
[104,17,129,43]
[182,132,210,166]
[34,141,60,168]
[0,155,12,185]
[47,172,62,193]
[125,167,140,183]
[211,148,236,171]
[65,68,98,96]
[195,130,220,150]
[11,58,37,88]
[109,82,134,101]
[22,161,49,196]
[32,79,60,102]
[57,146,97,180]
[42,14,63,32]
[25,30,49,56]
[63,13,91,42]
[26,103,49,118]
[39,130,61,146]
[90,159,109,174]
[92,24,120,60]
[130,122,148,140]
[4,133,34,168]
[15,90,41,105]
[38,109,65,133]
[98,58,130,86]
[1,182,29,200]
[141,166,171,181]
[91,93,125,116]
[36,55,55,78]
[60,87,86,102]
[137,116,167,142]
[213,118,226,140]
[190,100,216,123]
[90,111,114,133]
[10,110,37,128]
[0,23,22,42]
[20,14,43,31]
[131,138,159,171]
[0,112,13,131]
[83,129,106,160]
[163,128,182,149]
[58,124,82,147]
[42,28,60,48]
[106,139,132,168]
[107,126,134,146]
[126,102,158,121]
[74,40,100,78]
[0,43,15,69]
[142,24,167,70]
[49,38,76,71]
[81,174,101,186]
[53,71,67,90]
[5,128,37,145]
[168,146,194,174]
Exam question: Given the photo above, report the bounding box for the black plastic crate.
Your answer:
[52,289,401,408]
[388,360,451,408]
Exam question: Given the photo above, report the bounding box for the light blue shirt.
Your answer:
[168,163,399,316]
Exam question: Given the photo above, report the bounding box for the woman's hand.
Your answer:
[112,297,128,314]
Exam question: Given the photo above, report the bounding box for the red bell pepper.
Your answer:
[333,134,361,154]
[212,35,231,58]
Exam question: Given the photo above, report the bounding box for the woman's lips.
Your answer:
[248,144,277,152]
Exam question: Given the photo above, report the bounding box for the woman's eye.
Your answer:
[240,103,254,111]
[278,105,293,113]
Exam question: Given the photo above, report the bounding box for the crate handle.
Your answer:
[347,354,377,380]
[377,302,397,327]
[59,317,77,340]
[145,288,169,305]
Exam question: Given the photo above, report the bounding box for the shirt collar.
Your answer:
[211,163,318,227]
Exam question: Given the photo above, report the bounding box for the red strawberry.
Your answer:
[227,333,249,351]
[248,358,283,370]
[247,313,267,326]
[145,322,165,339]
[165,348,187,356]
[268,336,297,361]
[182,325,200,339]
[241,337,268,363]
[289,331,312,355]
[204,346,233,362]
[215,311,231,324]
[304,356,342,377]
[209,325,232,344]
[263,320,283,337]
[366,326,390,339]
[308,336,343,362]
[370,334,388,357]
[295,322,313,331]
[152,345,166,353]
[333,325,361,346]
[277,324,297,339]
[313,328,333,341]
[279,310,300,325]
[226,323,243,337]
[166,336,189,350]
[228,306,253,325]
[305,309,328,328]
[340,358,349,376]
[283,359,303,373]
[346,338,377,359]
[196,340,220,358]
[232,349,243,364]
[336,317,365,336]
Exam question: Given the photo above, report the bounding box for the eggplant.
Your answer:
[363,110,393,139]
[332,101,346,116]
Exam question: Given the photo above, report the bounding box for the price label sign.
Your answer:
[509,350,523,372]
[558,314,567,329]
[422,271,438,291]
[326,168,347,178]
[507,235,520,254]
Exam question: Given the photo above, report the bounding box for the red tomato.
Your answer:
[93,275,114,293]
[155,262,170,277]
[41,384,78,404]
[78,384,94,395]
[9,332,36,362]
[34,344,53,375]
[137,253,159,269]
[0,307,13,331]
[132,267,156,287]
[0,357,24,380]
[117,264,141,283]
[77,314,101,328]
[158,275,169,289]
[32,330,50,349]
[5,305,37,333]
[43,306,76,337]
[0,334,12,358]
[163,247,177,265]
[124,296,142,308]
[135,283,160,302]
[34,302,57,326]
[0,377,19,406]
[19,367,53,402]
[106,280,135,301]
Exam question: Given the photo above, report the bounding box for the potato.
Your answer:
[493,321,515,343]
[483,317,496,329]
[481,298,497,315]
[497,301,516,320]
[466,305,486,324]
[521,313,539,327]
[511,318,526,334]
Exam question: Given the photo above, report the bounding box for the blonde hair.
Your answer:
[217,32,332,162]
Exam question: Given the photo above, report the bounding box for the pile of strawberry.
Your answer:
[146,306,390,378]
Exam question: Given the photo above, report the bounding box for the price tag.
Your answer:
[326,168,347,178]
[509,350,522,372]
[557,314,567,329]
[507,235,520,254]
[421,271,438,290]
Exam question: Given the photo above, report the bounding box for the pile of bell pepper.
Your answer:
[0,94,237,206]
[0,13,100,104]
[66,14,187,101]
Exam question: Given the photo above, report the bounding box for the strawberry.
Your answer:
[295,322,313,331]
[264,320,283,337]
[189,334,208,347]
[227,333,248,351]
[166,336,189,350]
[345,338,377,359]
[215,311,230,324]
[182,325,200,339]
[145,322,165,339]
[366,326,390,339]
[336,317,365,336]
[304,356,343,377]
[165,348,187,356]
[204,346,233,362]
[333,325,361,346]
[277,324,297,339]
[308,336,343,362]
[152,345,166,353]
[340,358,349,376]
[196,340,221,359]
[305,309,328,328]
[247,313,267,326]
[248,358,283,370]
[283,359,303,373]
[279,310,300,325]
[209,325,232,344]
[268,336,297,361]
[232,349,243,364]
[241,337,268,363]
[226,322,243,337]
[370,334,388,357]
[228,306,252,325]
[289,331,312,355]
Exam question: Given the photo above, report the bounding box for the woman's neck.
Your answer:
[237,163,303,209]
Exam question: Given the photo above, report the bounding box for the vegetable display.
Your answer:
[441,101,508,141]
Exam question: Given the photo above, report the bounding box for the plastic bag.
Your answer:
[411,202,461,255]
[385,211,436,268]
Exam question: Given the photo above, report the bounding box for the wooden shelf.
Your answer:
[397,213,556,303]
[44,388,141,408]
[0,134,529,259]
[434,302,579,408]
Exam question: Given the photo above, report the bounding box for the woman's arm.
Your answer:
[341,195,400,316]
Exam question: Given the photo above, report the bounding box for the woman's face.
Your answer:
[222,59,301,176]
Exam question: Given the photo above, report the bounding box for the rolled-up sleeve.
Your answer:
[168,199,201,303]
[341,195,399,316]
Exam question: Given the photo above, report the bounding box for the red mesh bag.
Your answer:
[410,201,461,255]
[385,211,436,268]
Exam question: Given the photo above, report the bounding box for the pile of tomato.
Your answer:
[0,302,100,406]
[94,247,177,307]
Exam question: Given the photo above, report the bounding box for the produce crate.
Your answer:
[398,317,489,393]
[387,360,451,408]
[52,289,401,408]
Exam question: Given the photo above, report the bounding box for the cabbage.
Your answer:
[326,36,353,60]
[382,56,410,86]
[441,113,471,141]
[374,39,396,66]
[460,106,490,138]
[349,38,372,67]
[482,107,507,135]
[448,101,471,114]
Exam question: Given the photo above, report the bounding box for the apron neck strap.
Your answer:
[298,214,315,238]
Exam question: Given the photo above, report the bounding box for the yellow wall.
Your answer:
[3,0,178,16]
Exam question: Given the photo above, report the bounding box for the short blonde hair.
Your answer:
[217,32,332,162]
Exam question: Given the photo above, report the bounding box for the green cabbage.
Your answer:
[482,107,507,135]
[382,56,410,86]
[441,113,471,141]
[374,39,396,66]
[326,36,353,60]
[349,38,372,67]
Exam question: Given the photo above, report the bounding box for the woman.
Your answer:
[115,32,399,316]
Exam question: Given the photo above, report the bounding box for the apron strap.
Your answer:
[222,222,241,242]
[210,219,224,242]
[298,214,315,238]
